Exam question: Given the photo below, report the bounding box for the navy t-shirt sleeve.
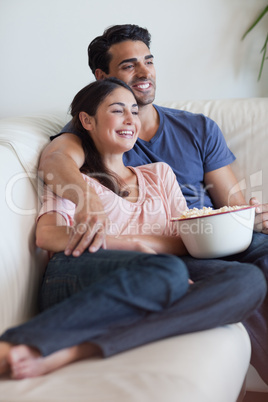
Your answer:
[50,119,83,141]
[203,117,235,173]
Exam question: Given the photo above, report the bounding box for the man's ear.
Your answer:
[95,69,108,80]
[79,112,94,130]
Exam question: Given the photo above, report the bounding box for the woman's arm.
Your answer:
[106,234,188,256]
[36,213,72,252]
[36,213,188,256]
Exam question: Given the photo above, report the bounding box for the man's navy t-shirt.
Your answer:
[52,104,235,209]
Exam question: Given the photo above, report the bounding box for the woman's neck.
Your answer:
[104,155,139,202]
[103,154,127,178]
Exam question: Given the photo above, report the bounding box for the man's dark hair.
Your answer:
[88,24,151,75]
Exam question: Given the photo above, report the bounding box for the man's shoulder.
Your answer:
[50,119,83,141]
[154,104,208,124]
[154,104,221,139]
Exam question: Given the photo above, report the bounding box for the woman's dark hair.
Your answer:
[70,78,136,196]
[88,24,151,75]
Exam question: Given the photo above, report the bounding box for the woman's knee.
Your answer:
[137,253,188,277]
[134,253,189,303]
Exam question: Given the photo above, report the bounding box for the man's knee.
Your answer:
[238,264,267,309]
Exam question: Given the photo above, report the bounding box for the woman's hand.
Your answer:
[106,236,157,254]
[135,242,157,254]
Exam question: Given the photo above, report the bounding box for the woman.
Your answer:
[0,78,265,379]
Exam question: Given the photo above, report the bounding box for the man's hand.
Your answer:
[250,197,268,234]
[65,193,108,256]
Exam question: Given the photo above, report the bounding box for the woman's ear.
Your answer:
[79,112,94,130]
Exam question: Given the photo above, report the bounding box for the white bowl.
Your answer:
[172,206,255,259]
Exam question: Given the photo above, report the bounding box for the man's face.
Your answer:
[105,40,156,106]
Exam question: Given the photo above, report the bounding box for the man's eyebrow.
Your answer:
[118,54,154,66]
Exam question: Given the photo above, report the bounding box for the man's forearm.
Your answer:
[38,151,92,204]
[38,135,107,254]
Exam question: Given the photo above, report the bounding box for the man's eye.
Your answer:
[122,65,134,70]
[132,111,139,116]
[112,110,123,113]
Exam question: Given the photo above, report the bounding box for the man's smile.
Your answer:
[131,81,152,91]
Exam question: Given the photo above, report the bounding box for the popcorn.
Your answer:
[179,205,249,219]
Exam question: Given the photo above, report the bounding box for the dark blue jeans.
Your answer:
[0,246,266,364]
[178,231,268,384]
[228,232,268,385]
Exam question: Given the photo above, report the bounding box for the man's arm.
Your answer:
[204,165,246,208]
[249,197,268,234]
[205,165,268,234]
[38,133,107,255]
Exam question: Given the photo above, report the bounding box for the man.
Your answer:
[38,24,268,383]
[39,24,268,255]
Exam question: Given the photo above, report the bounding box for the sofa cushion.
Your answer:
[0,324,251,402]
[0,113,67,190]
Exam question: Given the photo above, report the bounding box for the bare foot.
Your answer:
[0,342,13,376]
[8,342,101,379]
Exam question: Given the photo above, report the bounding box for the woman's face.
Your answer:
[87,86,141,157]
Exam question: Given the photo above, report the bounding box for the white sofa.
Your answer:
[0,98,267,401]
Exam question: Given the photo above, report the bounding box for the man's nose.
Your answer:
[136,63,151,78]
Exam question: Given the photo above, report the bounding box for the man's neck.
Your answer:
[138,103,160,142]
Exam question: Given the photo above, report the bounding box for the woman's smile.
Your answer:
[116,130,135,138]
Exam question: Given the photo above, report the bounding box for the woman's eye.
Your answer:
[132,111,139,116]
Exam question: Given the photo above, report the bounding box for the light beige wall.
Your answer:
[0,0,267,117]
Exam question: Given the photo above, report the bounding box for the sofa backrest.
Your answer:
[0,113,67,332]
[0,99,267,332]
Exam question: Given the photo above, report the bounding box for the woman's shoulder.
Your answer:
[134,162,173,176]
[131,163,175,189]
[81,173,107,195]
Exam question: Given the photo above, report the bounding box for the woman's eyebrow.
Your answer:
[109,102,125,106]
[109,102,138,107]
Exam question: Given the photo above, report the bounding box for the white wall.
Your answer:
[0,0,267,118]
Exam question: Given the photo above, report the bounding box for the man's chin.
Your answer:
[136,95,155,106]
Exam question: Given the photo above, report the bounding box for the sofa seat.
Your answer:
[0,325,250,402]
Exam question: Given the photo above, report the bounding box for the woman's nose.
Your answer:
[124,110,134,124]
